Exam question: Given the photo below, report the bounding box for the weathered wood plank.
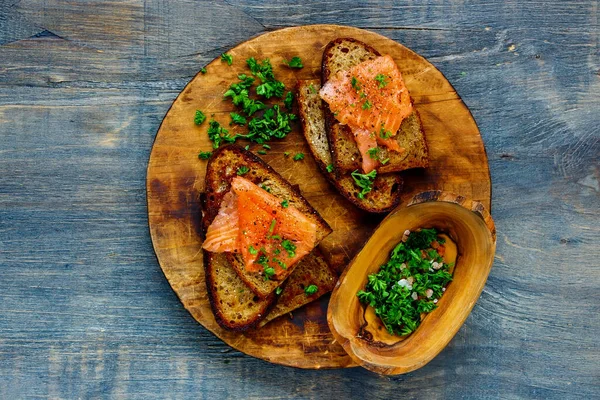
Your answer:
[0,0,598,398]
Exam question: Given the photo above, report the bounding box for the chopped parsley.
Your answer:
[230,112,247,126]
[284,56,304,69]
[367,147,380,160]
[281,240,296,258]
[200,67,207,74]
[221,53,233,65]
[379,126,393,139]
[281,199,289,208]
[309,84,317,94]
[257,150,267,155]
[293,152,305,161]
[247,57,285,99]
[351,77,361,91]
[326,163,334,173]
[263,266,276,281]
[357,228,453,336]
[259,183,271,193]
[262,144,271,149]
[381,158,390,165]
[236,166,249,175]
[207,119,233,148]
[223,75,266,116]
[375,74,388,88]
[362,100,372,110]
[248,245,258,255]
[351,169,377,199]
[304,284,318,295]
[284,91,294,110]
[268,219,277,235]
[284,151,290,157]
[244,145,250,150]
[194,110,206,125]
[198,151,212,160]
[275,287,283,295]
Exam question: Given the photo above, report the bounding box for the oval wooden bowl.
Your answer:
[327,191,496,375]
[147,24,491,369]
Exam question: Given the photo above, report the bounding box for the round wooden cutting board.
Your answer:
[146,25,491,369]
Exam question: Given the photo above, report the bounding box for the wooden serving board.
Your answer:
[146,25,491,369]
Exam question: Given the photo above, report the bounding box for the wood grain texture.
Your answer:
[146,25,490,369]
[0,0,598,398]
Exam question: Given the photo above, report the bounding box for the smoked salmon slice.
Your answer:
[202,176,317,278]
[319,55,412,172]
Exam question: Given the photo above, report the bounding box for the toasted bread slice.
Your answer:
[203,145,332,299]
[321,38,429,175]
[204,251,276,331]
[297,79,403,213]
[259,248,337,327]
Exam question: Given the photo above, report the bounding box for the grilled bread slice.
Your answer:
[297,79,403,213]
[321,38,429,175]
[259,248,337,327]
[204,251,276,331]
[203,145,332,299]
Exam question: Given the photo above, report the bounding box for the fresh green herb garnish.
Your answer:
[375,74,388,88]
[230,112,247,126]
[326,164,334,173]
[247,57,285,99]
[281,199,289,208]
[244,145,250,150]
[293,153,304,161]
[259,183,271,193]
[381,158,390,165]
[200,67,207,74]
[309,84,317,94]
[262,144,271,149]
[357,229,453,336]
[351,170,377,199]
[194,110,206,125]
[281,240,296,258]
[351,77,361,91]
[207,119,233,148]
[248,245,258,255]
[223,75,266,116]
[275,287,283,295]
[198,151,212,160]
[263,265,276,281]
[284,151,290,157]
[367,147,380,160]
[268,219,277,235]
[284,56,304,69]
[221,53,233,65]
[379,126,393,139]
[304,284,318,295]
[236,166,249,175]
[362,100,372,110]
[257,150,267,155]
[284,91,294,110]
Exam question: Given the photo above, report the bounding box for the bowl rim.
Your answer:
[327,190,497,375]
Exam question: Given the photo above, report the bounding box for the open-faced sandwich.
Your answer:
[298,38,429,213]
[201,145,337,330]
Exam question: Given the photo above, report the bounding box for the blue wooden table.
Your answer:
[1,1,598,398]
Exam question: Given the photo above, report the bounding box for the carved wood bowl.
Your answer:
[327,191,496,375]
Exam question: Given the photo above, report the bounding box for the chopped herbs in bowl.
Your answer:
[357,228,455,338]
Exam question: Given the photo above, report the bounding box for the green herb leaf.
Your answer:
[281,240,296,258]
[362,99,372,110]
[326,163,334,173]
[281,199,289,208]
[284,56,303,69]
[236,166,249,175]
[379,126,393,139]
[194,110,206,125]
[263,266,275,280]
[309,84,317,94]
[284,91,294,110]
[262,144,271,149]
[304,284,318,295]
[268,219,277,235]
[257,149,267,155]
[248,245,258,255]
[247,57,285,99]
[351,169,377,199]
[367,147,380,160]
[293,153,304,161]
[244,145,250,150]
[375,74,388,88]
[198,151,212,160]
[221,53,233,65]
[200,67,207,74]
[351,77,361,91]
[207,119,233,148]
[230,112,247,126]
[275,287,283,295]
